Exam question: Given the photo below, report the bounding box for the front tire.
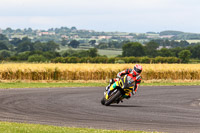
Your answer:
[101,97,105,105]
[104,90,121,106]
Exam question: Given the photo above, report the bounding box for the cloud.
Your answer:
[0,0,200,32]
[0,0,168,16]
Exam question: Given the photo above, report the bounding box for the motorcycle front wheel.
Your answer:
[104,90,121,106]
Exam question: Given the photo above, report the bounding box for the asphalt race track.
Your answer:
[0,86,200,133]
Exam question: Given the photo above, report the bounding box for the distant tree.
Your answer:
[10,38,21,46]
[178,50,191,63]
[71,50,89,57]
[69,40,80,48]
[21,37,31,42]
[159,30,184,36]
[108,41,120,48]
[128,33,137,37]
[0,50,11,58]
[158,48,174,57]
[16,29,22,33]
[136,34,147,39]
[5,27,13,33]
[96,43,108,49]
[16,41,34,52]
[88,48,98,57]
[61,38,68,46]
[0,34,8,41]
[71,26,77,31]
[24,28,33,34]
[190,44,200,59]
[33,41,45,51]
[89,40,96,46]
[144,41,159,57]
[46,41,60,52]
[170,40,182,47]
[0,41,9,50]
[179,40,189,47]
[16,51,31,61]
[62,51,70,57]
[122,42,145,57]
[170,47,184,57]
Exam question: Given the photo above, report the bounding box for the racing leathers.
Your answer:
[107,68,142,99]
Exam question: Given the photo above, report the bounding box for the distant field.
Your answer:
[59,46,122,57]
[176,40,200,43]
[98,49,122,57]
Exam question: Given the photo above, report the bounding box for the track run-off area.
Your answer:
[0,86,200,133]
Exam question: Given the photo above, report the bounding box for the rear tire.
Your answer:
[104,90,121,106]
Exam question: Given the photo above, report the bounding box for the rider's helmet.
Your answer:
[133,64,142,75]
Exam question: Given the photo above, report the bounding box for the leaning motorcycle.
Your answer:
[101,75,134,106]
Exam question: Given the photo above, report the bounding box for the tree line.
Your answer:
[122,41,200,63]
[52,56,180,64]
[0,34,199,63]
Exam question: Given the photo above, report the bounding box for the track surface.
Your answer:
[0,86,200,133]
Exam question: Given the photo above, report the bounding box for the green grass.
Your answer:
[0,81,200,89]
[0,82,107,89]
[141,82,200,86]
[58,46,122,57]
[98,49,122,57]
[0,121,156,133]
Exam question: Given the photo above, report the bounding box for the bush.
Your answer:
[51,57,65,63]
[115,59,125,64]
[50,56,181,64]
[93,57,108,63]
[67,57,79,63]
[28,54,47,62]
[79,57,93,63]
[124,57,139,63]
[107,57,115,63]
[140,56,151,63]
[166,57,179,63]
[0,50,11,58]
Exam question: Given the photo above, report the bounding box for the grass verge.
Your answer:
[0,121,157,133]
[0,82,107,89]
[0,80,200,89]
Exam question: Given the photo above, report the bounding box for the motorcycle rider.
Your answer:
[106,64,142,99]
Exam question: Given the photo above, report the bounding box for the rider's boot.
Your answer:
[122,93,131,99]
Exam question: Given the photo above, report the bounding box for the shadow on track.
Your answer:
[109,104,143,108]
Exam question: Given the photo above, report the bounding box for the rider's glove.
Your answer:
[117,74,121,78]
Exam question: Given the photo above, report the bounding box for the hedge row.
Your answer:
[51,56,181,63]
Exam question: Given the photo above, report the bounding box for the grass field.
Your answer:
[98,49,122,57]
[0,121,158,133]
[0,80,200,89]
[59,46,122,57]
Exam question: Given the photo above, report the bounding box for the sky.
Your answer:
[0,0,200,33]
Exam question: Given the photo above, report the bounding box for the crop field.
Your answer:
[0,63,200,81]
